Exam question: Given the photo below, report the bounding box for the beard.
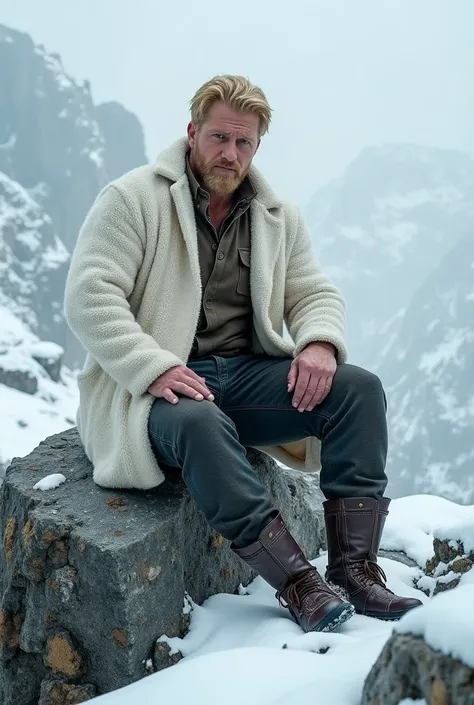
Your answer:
[190,143,249,196]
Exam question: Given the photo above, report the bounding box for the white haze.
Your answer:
[1,0,473,206]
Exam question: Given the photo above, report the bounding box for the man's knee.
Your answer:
[149,396,236,441]
[335,363,385,400]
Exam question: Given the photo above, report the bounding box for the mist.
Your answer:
[2,0,473,205]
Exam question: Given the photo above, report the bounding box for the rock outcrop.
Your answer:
[96,101,147,181]
[362,631,474,705]
[0,429,325,704]
[363,523,474,705]
[418,527,474,597]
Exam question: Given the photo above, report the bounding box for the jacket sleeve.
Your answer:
[64,184,185,397]
[284,207,348,363]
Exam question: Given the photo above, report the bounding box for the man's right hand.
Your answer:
[147,366,215,405]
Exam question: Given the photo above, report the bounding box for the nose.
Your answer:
[221,141,238,163]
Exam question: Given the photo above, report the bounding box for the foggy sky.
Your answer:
[1,0,473,206]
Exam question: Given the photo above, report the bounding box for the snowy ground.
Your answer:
[92,495,474,705]
[0,304,79,475]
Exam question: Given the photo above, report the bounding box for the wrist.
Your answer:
[306,341,337,356]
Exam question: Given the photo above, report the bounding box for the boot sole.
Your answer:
[361,609,410,621]
[314,602,356,633]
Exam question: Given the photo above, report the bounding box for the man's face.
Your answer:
[187,102,261,197]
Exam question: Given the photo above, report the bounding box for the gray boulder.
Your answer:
[0,357,38,395]
[29,342,64,383]
[361,632,474,704]
[0,428,325,704]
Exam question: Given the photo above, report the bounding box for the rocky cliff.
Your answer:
[0,24,148,369]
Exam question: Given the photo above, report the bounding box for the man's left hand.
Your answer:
[287,342,337,412]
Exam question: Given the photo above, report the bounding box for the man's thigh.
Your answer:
[222,355,330,448]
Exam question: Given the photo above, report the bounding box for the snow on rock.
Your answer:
[433,518,474,554]
[395,583,474,668]
[362,593,474,704]
[380,494,474,567]
[27,340,64,361]
[0,303,79,476]
[33,472,66,491]
[28,339,64,381]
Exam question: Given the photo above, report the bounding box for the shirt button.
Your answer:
[211,243,218,251]
[217,251,225,260]
[205,300,212,307]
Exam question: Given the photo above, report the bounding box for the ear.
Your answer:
[187,121,197,149]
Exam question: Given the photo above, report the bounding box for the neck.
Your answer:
[208,191,234,212]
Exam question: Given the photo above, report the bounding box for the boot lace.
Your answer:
[352,559,393,592]
[277,569,328,609]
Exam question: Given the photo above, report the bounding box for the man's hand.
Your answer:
[287,342,337,412]
[148,366,215,405]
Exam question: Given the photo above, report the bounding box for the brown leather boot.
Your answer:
[232,513,355,633]
[323,497,423,620]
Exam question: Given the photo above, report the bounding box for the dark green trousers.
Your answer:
[148,355,388,548]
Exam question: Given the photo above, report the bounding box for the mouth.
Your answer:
[214,166,236,174]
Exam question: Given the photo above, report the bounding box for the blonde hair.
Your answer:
[190,75,272,137]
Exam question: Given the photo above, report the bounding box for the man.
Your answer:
[64,75,422,634]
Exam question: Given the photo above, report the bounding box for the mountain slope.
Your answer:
[382,228,474,503]
[306,144,474,369]
[0,171,69,345]
[96,101,148,180]
[0,23,148,368]
[0,24,147,473]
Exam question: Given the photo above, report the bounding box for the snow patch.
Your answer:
[33,473,66,491]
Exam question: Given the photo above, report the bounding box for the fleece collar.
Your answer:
[153,137,282,210]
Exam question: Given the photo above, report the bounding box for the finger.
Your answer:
[186,370,215,400]
[170,381,205,401]
[297,375,320,412]
[181,373,214,400]
[163,388,179,404]
[291,368,310,408]
[319,376,334,404]
[287,362,297,393]
[308,376,332,410]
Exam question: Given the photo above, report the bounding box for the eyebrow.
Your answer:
[210,129,255,142]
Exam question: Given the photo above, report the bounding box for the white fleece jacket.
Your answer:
[64,138,347,489]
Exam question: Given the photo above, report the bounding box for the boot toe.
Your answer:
[392,596,423,615]
[307,598,355,633]
[311,600,355,632]
[369,595,423,621]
